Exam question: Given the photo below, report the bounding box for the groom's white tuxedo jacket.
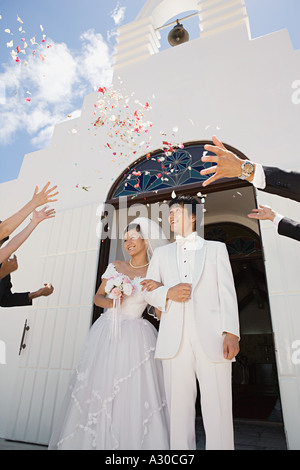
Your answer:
[144,235,240,363]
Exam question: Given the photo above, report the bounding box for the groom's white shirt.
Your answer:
[144,234,240,363]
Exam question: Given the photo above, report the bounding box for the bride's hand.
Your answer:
[140,279,163,292]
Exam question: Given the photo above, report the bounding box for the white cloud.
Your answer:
[78,29,113,91]
[30,123,57,148]
[0,29,113,149]
[111,2,126,26]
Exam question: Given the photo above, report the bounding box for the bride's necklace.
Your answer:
[129,260,149,269]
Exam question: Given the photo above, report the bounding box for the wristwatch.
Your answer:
[239,160,255,180]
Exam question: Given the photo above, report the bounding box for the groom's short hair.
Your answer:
[168,195,203,229]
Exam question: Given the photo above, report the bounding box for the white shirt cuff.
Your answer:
[252,163,266,189]
[273,214,284,228]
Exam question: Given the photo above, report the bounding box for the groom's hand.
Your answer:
[223,333,240,360]
[167,283,192,302]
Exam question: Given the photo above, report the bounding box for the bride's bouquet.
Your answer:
[105,275,135,339]
[105,275,135,299]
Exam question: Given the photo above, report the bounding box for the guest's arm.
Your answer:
[262,166,300,202]
[0,255,18,279]
[200,136,255,186]
[0,182,58,240]
[0,276,32,307]
[0,206,55,264]
[277,217,300,242]
[248,205,300,242]
[28,283,54,301]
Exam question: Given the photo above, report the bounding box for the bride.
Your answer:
[48,217,170,450]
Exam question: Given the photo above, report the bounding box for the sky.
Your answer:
[0,0,299,184]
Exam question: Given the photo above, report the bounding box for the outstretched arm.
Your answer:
[248,205,300,242]
[0,206,55,264]
[28,283,54,301]
[0,182,58,240]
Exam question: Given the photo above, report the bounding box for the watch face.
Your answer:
[242,162,254,174]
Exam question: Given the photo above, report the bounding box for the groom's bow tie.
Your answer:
[176,232,197,246]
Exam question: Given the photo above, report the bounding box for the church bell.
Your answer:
[168,20,189,47]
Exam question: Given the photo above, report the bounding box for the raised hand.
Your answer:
[200,136,244,186]
[30,206,56,225]
[248,205,276,221]
[31,182,59,208]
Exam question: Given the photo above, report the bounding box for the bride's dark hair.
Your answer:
[124,223,142,236]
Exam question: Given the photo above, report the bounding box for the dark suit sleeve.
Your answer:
[262,166,300,202]
[0,275,32,308]
[278,217,300,242]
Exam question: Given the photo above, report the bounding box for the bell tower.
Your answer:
[113,0,250,70]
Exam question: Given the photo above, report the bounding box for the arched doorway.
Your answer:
[93,140,250,322]
[93,140,285,429]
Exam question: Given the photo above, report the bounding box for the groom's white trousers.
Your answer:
[161,310,234,450]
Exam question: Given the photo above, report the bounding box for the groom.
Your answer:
[142,195,240,450]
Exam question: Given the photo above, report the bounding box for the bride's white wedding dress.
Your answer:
[48,264,169,450]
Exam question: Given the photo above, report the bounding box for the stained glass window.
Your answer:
[205,223,262,256]
[110,143,213,199]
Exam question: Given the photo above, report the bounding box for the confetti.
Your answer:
[92,84,153,160]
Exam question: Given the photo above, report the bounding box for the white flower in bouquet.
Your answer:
[105,275,135,299]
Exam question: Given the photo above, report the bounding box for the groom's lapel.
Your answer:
[166,242,181,283]
[192,240,207,288]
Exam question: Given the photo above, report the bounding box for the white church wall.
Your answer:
[256,188,300,449]
[0,0,300,447]
[0,201,99,440]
